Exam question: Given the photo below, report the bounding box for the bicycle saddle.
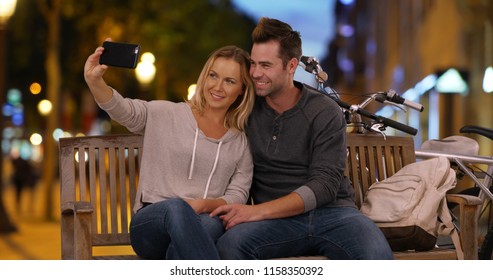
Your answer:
[421,135,479,155]
[460,125,493,140]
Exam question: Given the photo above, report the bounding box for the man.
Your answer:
[211,17,393,260]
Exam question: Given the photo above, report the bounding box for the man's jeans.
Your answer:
[129,198,223,259]
[217,206,394,260]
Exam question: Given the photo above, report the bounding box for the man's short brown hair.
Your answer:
[252,17,302,68]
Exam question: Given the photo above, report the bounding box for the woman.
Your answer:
[84,43,255,259]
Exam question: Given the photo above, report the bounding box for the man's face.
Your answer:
[249,41,290,98]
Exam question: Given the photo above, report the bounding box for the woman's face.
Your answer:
[203,57,243,112]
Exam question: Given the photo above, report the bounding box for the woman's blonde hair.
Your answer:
[188,45,255,132]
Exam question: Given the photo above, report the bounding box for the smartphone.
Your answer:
[99,41,140,69]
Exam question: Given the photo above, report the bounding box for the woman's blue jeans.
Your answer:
[216,206,394,260]
[129,198,223,259]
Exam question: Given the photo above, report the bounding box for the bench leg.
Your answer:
[61,202,93,260]
[460,204,479,260]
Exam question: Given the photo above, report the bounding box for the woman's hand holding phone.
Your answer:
[99,41,141,69]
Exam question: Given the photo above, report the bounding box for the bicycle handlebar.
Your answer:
[373,90,424,112]
[329,96,418,135]
[297,55,419,135]
[460,125,493,140]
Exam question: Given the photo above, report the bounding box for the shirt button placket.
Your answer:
[268,119,280,153]
[273,120,280,141]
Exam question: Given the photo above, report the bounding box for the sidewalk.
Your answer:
[0,179,134,260]
[0,218,60,260]
[0,182,61,260]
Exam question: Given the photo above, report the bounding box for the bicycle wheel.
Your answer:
[479,225,493,259]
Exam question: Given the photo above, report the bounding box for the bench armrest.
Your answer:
[61,201,93,260]
[446,194,482,260]
[61,201,93,214]
[446,194,483,206]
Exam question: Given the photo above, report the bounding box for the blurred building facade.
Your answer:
[325,0,493,154]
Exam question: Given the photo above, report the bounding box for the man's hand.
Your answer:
[211,193,305,230]
[210,204,263,230]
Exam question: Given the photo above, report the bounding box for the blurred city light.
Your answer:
[338,57,354,72]
[0,0,17,24]
[29,133,42,146]
[435,68,468,95]
[100,120,111,133]
[18,140,31,159]
[30,144,42,163]
[141,52,155,64]
[338,24,354,37]
[52,128,64,141]
[187,84,196,100]
[74,151,88,163]
[483,66,493,93]
[29,82,42,94]
[37,99,52,116]
[11,105,23,126]
[415,74,437,95]
[2,126,14,138]
[339,0,354,5]
[135,52,156,85]
[6,88,21,104]
[2,103,12,116]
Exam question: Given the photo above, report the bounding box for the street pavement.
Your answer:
[0,217,60,260]
[0,179,134,260]
[0,182,60,260]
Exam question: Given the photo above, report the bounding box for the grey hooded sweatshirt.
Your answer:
[97,89,253,213]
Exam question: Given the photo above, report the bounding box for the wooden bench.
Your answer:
[59,133,482,260]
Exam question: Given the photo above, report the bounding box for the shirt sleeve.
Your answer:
[293,185,317,211]
[300,101,349,211]
[96,88,148,134]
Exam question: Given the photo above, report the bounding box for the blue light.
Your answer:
[376,106,394,118]
[2,103,14,117]
[12,112,24,126]
[366,39,377,55]
[338,24,354,37]
[340,0,354,5]
[392,66,405,84]
[338,57,354,72]
[402,88,418,102]
[415,74,437,95]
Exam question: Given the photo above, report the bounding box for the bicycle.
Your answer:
[299,56,493,259]
[416,125,493,259]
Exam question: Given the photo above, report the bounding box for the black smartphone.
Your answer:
[99,41,140,69]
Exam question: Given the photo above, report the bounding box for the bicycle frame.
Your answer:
[415,149,493,212]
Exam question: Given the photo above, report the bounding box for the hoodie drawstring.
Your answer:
[188,127,223,199]
[188,128,199,179]
[203,141,222,199]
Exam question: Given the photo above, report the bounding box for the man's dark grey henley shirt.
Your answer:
[246,82,356,212]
